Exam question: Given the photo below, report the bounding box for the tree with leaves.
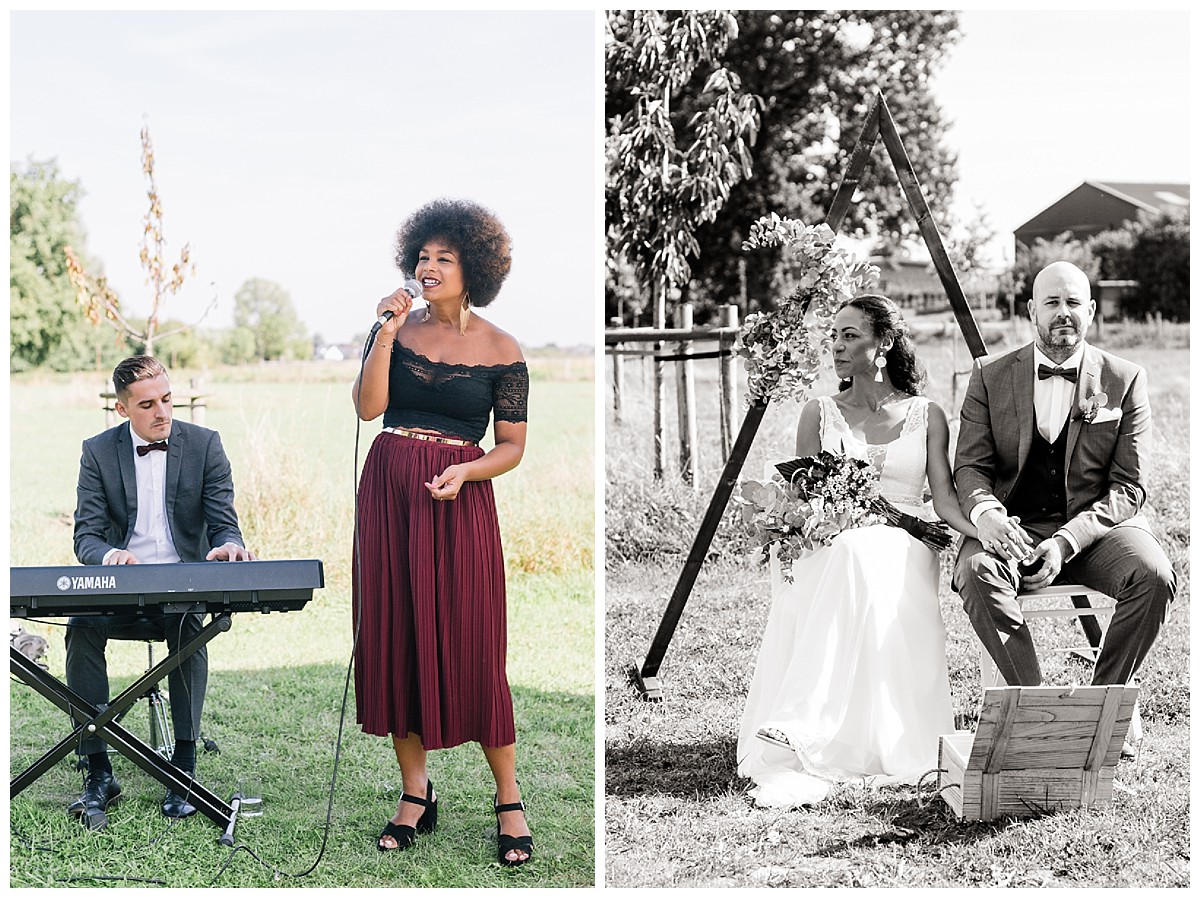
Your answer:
[66,123,211,358]
[11,160,85,370]
[608,10,963,322]
[605,10,761,326]
[232,277,309,361]
[10,160,130,372]
[1119,208,1189,322]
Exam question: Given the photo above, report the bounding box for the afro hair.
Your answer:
[394,198,512,307]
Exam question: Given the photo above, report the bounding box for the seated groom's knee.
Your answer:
[164,611,206,647]
[64,616,107,656]
[953,543,1014,595]
[1098,525,1177,614]
[1126,539,1177,617]
[955,547,1027,629]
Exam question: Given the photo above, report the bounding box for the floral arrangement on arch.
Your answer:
[735,216,879,405]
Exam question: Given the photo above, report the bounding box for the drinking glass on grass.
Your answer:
[239,777,263,818]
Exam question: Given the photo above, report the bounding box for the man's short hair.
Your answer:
[112,356,167,399]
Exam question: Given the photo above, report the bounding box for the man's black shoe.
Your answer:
[162,789,198,819]
[67,771,121,829]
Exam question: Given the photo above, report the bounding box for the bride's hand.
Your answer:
[977,509,1034,560]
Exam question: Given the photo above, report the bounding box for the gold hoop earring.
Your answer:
[459,293,471,336]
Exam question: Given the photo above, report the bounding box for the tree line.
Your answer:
[10,149,313,373]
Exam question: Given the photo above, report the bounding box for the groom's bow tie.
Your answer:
[136,441,169,456]
[1037,364,1078,383]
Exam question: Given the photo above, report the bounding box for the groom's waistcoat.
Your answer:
[1006,426,1068,524]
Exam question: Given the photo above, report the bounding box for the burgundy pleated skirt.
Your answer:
[353,430,515,748]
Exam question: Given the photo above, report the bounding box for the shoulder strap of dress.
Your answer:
[900,395,929,435]
[816,395,838,442]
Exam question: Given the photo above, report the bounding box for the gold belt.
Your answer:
[382,426,475,447]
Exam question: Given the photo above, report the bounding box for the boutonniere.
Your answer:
[1076,391,1109,423]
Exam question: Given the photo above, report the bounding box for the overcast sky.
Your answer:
[933,8,1191,265]
[10,10,597,347]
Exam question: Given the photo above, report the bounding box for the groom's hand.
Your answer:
[1020,537,1064,590]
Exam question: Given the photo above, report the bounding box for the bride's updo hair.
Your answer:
[837,294,927,395]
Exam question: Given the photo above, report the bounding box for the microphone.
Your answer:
[370,279,424,334]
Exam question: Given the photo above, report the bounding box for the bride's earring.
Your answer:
[874,354,886,383]
[459,293,471,336]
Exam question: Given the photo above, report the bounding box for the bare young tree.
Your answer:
[65,123,213,357]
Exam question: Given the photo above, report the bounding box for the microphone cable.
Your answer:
[206,324,380,885]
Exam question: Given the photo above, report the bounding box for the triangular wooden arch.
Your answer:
[633,90,988,699]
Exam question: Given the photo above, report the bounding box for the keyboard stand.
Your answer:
[10,611,242,845]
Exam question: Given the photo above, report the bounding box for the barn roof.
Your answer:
[1016,180,1189,233]
[1086,180,1189,213]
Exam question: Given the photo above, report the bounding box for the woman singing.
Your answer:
[352,198,532,865]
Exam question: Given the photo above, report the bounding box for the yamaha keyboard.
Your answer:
[10,559,323,618]
[10,557,324,843]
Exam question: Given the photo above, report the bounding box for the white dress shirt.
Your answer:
[102,433,182,564]
[1033,344,1084,443]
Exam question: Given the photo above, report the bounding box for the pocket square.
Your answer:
[1089,407,1122,424]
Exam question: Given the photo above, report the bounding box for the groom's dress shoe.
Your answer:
[67,771,121,830]
[162,789,198,819]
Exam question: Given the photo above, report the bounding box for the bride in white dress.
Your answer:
[738,295,978,808]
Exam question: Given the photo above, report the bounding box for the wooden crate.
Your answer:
[939,685,1137,822]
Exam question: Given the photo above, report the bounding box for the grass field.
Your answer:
[604,320,1190,888]
[8,357,596,888]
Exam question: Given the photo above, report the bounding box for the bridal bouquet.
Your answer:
[735,450,954,580]
[735,451,884,578]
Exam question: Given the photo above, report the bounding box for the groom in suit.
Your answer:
[68,355,255,829]
[953,261,1174,691]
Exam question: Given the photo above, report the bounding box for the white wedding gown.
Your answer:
[737,395,954,807]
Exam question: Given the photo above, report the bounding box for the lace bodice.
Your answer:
[818,395,931,515]
[382,342,529,442]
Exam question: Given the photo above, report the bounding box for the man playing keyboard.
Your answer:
[68,355,255,830]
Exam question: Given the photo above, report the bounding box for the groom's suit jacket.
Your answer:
[954,341,1151,555]
[73,419,246,565]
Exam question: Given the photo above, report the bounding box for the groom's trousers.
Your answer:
[954,519,1175,687]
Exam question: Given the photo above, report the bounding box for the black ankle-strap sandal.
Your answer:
[493,797,534,867]
[377,780,437,852]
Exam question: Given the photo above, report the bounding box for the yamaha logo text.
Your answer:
[57,575,117,591]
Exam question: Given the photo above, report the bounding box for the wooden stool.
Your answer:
[939,684,1138,821]
[978,584,1115,689]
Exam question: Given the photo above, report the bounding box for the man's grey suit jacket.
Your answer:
[73,419,246,565]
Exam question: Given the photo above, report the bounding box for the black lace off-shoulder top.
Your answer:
[382,342,529,443]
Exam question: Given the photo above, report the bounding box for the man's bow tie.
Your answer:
[136,441,169,456]
[1037,364,1078,383]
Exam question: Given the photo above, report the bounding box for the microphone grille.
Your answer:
[404,278,424,299]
